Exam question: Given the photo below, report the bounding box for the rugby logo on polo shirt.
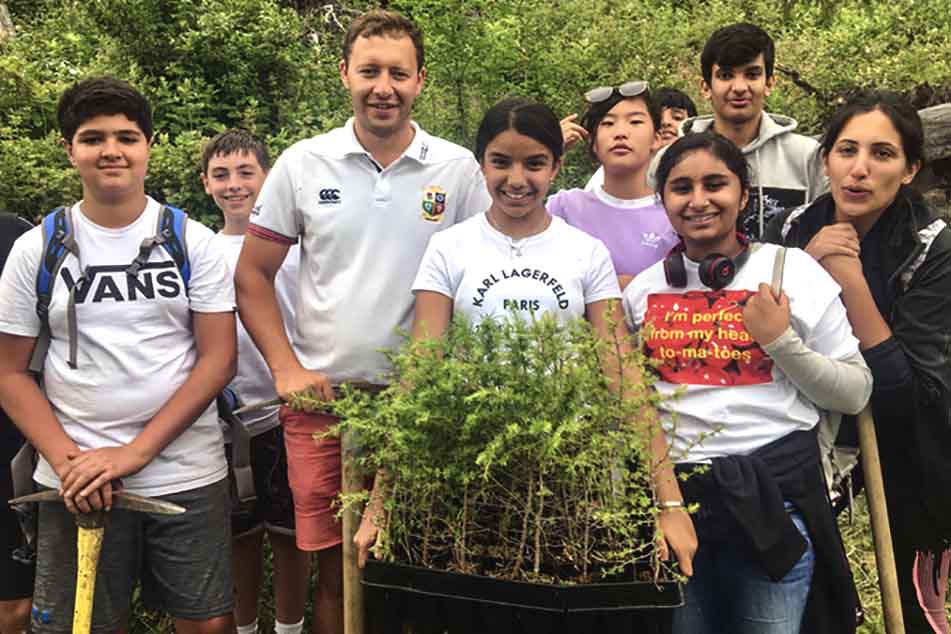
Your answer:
[318,188,342,205]
[421,185,447,222]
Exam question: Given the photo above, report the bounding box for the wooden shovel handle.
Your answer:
[341,431,365,634]
[857,406,905,634]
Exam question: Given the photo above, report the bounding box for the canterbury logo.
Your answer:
[318,188,341,204]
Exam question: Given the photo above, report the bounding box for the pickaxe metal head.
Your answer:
[9,489,185,515]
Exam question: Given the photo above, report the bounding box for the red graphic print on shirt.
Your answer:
[643,290,773,386]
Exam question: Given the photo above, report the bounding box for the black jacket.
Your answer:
[0,213,34,455]
[764,191,951,548]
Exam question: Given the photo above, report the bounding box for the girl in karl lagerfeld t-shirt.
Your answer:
[351,98,699,576]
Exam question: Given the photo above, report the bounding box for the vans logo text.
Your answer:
[60,262,184,304]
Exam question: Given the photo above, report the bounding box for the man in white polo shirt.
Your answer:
[234,9,489,634]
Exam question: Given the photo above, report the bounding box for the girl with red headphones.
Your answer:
[623,132,872,634]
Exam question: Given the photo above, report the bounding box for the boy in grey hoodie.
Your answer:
[690,23,826,239]
[589,23,826,239]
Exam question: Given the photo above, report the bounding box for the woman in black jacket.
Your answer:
[764,92,951,633]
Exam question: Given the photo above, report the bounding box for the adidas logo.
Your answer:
[641,232,663,248]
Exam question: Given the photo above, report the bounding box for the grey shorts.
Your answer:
[31,478,233,633]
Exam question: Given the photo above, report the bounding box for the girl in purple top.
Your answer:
[551,82,679,289]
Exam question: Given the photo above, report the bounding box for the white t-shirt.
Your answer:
[623,243,859,463]
[250,119,491,384]
[0,197,233,496]
[584,166,605,192]
[211,233,299,437]
[412,213,621,323]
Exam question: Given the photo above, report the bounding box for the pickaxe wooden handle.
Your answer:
[9,489,185,634]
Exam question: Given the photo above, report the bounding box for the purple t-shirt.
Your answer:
[547,188,679,277]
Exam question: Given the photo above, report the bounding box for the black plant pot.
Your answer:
[362,559,683,634]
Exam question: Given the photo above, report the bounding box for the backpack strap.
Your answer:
[10,442,37,501]
[29,207,77,374]
[127,204,191,290]
[217,387,257,506]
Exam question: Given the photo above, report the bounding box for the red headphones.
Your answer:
[663,233,751,290]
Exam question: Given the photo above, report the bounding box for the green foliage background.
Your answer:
[3,0,951,227]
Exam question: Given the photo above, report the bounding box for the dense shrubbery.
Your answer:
[3,0,951,224]
[1,0,340,225]
[314,314,664,583]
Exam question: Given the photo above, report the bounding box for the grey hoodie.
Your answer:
[585,112,828,240]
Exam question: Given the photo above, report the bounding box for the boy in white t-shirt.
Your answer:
[201,130,309,634]
[0,77,237,634]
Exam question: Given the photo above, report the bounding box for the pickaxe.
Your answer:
[9,489,185,634]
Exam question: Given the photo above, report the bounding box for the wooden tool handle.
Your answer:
[341,431,365,634]
[857,406,905,634]
[73,523,105,634]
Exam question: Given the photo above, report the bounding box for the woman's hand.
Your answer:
[742,283,791,346]
[560,114,589,150]
[820,253,866,289]
[804,223,860,262]
[657,507,697,576]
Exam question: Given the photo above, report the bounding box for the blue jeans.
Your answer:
[672,504,815,634]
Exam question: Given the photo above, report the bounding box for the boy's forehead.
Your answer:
[713,53,767,75]
[208,150,264,170]
[74,113,144,135]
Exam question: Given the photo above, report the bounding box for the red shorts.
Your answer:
[280,406,342,551]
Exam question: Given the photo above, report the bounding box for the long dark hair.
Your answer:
[820,91,924,170]
[475,98,563,164]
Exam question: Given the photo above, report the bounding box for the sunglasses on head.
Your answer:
[584,81,649,104]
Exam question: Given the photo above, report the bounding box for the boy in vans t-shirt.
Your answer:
[0,77,236,634]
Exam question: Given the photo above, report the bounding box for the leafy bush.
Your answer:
[0,0,337,223]
[4,0,951,221]
[312,314,666,584]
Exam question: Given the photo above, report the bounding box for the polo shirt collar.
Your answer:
[341,118,432,164]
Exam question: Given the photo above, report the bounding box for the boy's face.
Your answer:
[340,33,426,142]
[701,53,774,127]
[202,151,267,222]
[66,114,150,202]
[658,107,690,147]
